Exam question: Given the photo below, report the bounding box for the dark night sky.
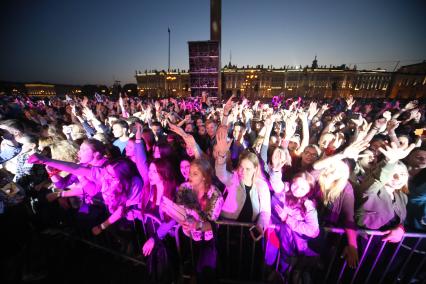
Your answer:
[1,0,425,85]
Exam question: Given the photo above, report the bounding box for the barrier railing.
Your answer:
[40,213,426,284]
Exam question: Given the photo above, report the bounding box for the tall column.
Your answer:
[211,0,222,99]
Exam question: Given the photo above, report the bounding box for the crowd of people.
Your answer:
[0,92,425,283]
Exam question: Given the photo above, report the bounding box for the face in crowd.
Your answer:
[189,164,204,189]
[291,177,311,198]
[358,149,376,170]
[148,163,161,185]
[125,140,136,162]
[112,123,126,138]
[237,158,257,186]
[301,146,320,165]
[232,125,244,141]
[407,149,426,169]
[180,160,191,181]
[206,121,217,138]
[151,125,162,138]
[386,163,409,191]
[78,142,96,164]
[288,136,301,152]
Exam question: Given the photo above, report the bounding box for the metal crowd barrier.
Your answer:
[46,213,426,284]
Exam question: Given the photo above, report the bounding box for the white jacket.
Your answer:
[216,162,271,230]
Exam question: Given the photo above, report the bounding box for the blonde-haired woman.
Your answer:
[215,125,271,234]
[356,142,417,242]
[313,140,369,269]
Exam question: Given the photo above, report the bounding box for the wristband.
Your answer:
[100,223,107,230]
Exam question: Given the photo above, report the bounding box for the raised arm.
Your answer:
[168,122,204,159]
[134,122,149,185]
[313,140,369,170]
[294,111,309,156]
[28,153,92,178]
[214,125,233,186]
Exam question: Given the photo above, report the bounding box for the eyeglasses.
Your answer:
[303,151,319,158]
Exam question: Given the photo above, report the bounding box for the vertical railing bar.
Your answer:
[190,238,195,269]
[275,250,280,271]
[337,261,347,283]
[250,238,256,279]
[262,236,267,280]
[411,249,426,283]
[174,225,184,282]
[350,234,374,284]
[378,236,405,284]
[393,237,422,284]
[238,226,244,278]
[226,224,230,276]
[365,240,387,284]
[323,232,342,284]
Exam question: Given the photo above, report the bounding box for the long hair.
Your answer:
[191,156,215,212]
[318,159,350,205]
[285,172,316,216]
[105,158,140,212]
[151,158,177,200]
[191,156,214,189]
[267,146,292,167]
[50,140,79,162]
[83,138,107,158]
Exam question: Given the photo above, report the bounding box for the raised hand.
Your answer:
[223,95,234,115]
[271,148,289,171]
[288,101,298,111]
[379,142,417,163]
[82,106,95,120]
[81,96,89,108]
[403,100,418,111]
[284,116,297,139]
[182,134,197,150]
[243,109,253,123]
[298,110,308,122]
[118,95,125,108]
[382,111,392,121]
[215,125,232,154]
[409,109,420,121]
[373,118,387,133]
[168,122,186,137]
[355,119,372,142]
[332,112,344,124]
[386,119,400,133]
[307,102,319,120]
[342,140,369,160]
[321,103,330,111]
